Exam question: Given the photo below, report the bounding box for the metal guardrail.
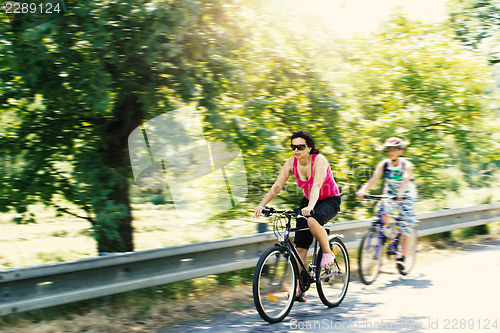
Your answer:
[1,202,500,316]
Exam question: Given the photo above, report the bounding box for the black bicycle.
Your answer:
[252,207,350,323]
[358,194,418,285]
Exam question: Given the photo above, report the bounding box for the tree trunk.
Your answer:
[95,93,144,253]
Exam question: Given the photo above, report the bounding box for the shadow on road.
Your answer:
[161,240,500,332]
[362,273,433,292]
[162,269,434,333]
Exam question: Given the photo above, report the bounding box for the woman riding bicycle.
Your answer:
[254,130,341,301]
[356,137,417,271]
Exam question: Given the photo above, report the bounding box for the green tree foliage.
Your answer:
[336,15,495,210]
[198,0,345,205]
[448,0,500,64]
[447,0,500,183]
[0,0,249,252]
[0,1,498,252]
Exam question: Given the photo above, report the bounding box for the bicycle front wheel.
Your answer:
[253,245,297,323]
[397,230,418,276]
[358,228,383,285]
[316,237,350,308]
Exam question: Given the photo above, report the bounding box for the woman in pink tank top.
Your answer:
[254,130,341,302]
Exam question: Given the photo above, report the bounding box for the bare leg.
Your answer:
[295,218,332,292]
[307,217,333,256]
[296,247,308,292]
[297,247,308,273]
[401,235,410,257]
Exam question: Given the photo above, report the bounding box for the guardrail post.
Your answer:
[99,252,123,304]
[258,222,268,233]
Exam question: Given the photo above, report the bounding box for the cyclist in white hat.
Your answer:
[356,137,417,271]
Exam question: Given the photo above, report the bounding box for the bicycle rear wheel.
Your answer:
[253,245,297,323]
[397,230,418,275]
[358,228,383,285]
[316,237,350,308]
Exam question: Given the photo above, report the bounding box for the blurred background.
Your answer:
[1,0,499,264]
[0,1,499,327]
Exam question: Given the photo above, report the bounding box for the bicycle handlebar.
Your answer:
[262,207,315,218]
[362,194,410,201]
[363,194,395,200]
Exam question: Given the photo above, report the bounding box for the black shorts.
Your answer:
[294,195,341,250]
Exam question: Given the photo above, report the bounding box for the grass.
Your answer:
[0,268,256,333]
[0,201,260,270]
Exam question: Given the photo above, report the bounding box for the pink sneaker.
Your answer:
[321,253,335,267]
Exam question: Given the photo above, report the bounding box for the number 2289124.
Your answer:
[4,2,62,14]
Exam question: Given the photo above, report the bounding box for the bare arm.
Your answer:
[356,160,386,199]
[254,158,293,217]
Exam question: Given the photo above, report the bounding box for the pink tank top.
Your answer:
[292,154,340,200]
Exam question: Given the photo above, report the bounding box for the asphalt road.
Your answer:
[163,240,500,333]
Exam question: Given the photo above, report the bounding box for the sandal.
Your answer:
[321,252,335,267]
[295,289,307,302]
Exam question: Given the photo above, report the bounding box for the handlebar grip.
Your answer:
[262,206,275,217]
[295,208,315,217]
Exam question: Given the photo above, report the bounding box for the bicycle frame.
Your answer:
[369,217,402,258]
[263,207,348,287]
[275,211,319,287]
[362,194,403,252]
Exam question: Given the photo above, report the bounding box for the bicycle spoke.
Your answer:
[358,229,382,285]
[253,246,296,323]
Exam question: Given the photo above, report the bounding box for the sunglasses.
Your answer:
[290,144,308,151]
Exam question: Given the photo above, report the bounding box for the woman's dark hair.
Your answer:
[291,130,320,154]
